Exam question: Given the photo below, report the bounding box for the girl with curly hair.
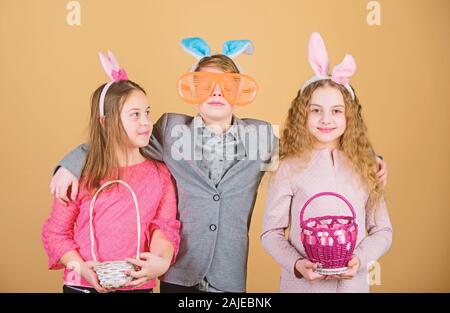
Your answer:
[260,33,393,293]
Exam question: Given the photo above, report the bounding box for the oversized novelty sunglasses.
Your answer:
[177,72,258,106]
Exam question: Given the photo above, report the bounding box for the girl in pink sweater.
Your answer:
[260,33,392,292]
[42,51,180,293]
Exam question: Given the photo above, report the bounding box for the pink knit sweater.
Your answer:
[261,148,393,292]
[42,159,180,290]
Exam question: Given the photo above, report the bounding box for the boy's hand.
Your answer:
[325,256,361,280]
[375,156,388,189]
[125,252,171,288]
[50,167,79,204]
[294,259,325,283]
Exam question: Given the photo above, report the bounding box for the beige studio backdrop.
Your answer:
[0,0,449,292]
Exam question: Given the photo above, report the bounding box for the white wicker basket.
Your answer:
[89,180,141,289]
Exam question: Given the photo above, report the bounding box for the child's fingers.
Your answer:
[93,282,107,293]
[125,258,146,268]
[50,180,55,195]
[85,270,107,292]
[335,275,352,280]
[127,269,147,279]
[348,265,359,275]
[380,160,387,173]
[126,277,148,288]
[376,156,384,165]
[304,260,316,269]
[138,252,152,261]
[310,272,324,281]
[376,161,385,173]
[85,261,100,269]
[60,183,70,202]
[310,276,325,283]
[56,185,70,203]
[349,256,360,268]
[60,194,70,204]
[338,270,356,279]
[71,179,79,201]
[348,258,358,267]
[55,187,67,205]
[325,275,340,280]
[304,268,324,282]
[339,266,358,279]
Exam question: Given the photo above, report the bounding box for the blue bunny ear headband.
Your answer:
[181,37,254,72]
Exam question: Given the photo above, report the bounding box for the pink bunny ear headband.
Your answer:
[98,50,129,117]
[300,32,356,100]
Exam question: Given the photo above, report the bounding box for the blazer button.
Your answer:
[210,224,217,231]
[213,194,220,201]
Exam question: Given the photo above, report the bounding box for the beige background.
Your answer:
[0,0,449,292]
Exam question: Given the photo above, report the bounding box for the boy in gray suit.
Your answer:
[50,38,387,292]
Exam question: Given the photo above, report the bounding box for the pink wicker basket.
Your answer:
[89,180,141,289]
[300,192,358,275]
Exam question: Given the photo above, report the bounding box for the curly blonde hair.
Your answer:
[280,80,383,206]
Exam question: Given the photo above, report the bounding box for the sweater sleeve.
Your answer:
[353,196,393,272]
[148,162,180,264]
[260,161,305,275]
[56,144,88,179]
[41,197,81,269]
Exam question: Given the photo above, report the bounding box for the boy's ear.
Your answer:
[181,37,211,59]
[222,40,254,59]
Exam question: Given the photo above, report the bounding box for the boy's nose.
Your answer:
[211,84,222,97]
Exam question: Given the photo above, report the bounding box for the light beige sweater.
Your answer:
[261,148,393,292]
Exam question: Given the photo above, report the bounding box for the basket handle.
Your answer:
[299,192,356,225]
[89,180,141,262]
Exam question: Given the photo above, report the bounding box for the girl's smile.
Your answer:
[317,127,336,134]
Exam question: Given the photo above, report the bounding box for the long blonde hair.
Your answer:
[280,80,383,206]
[81,80,146,195]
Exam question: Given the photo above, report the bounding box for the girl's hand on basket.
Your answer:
[339,256,360,279]
[325,256,361,280]
[81,261,110,293]
[61,251,110,293]
[125,252,170,288]
[294,259,325,283]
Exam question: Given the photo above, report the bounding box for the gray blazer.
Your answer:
[58,113,278,292]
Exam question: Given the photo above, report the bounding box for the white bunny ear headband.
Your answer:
[98,50,129,117]
[301,32,356,100]
[180,37,254,72]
